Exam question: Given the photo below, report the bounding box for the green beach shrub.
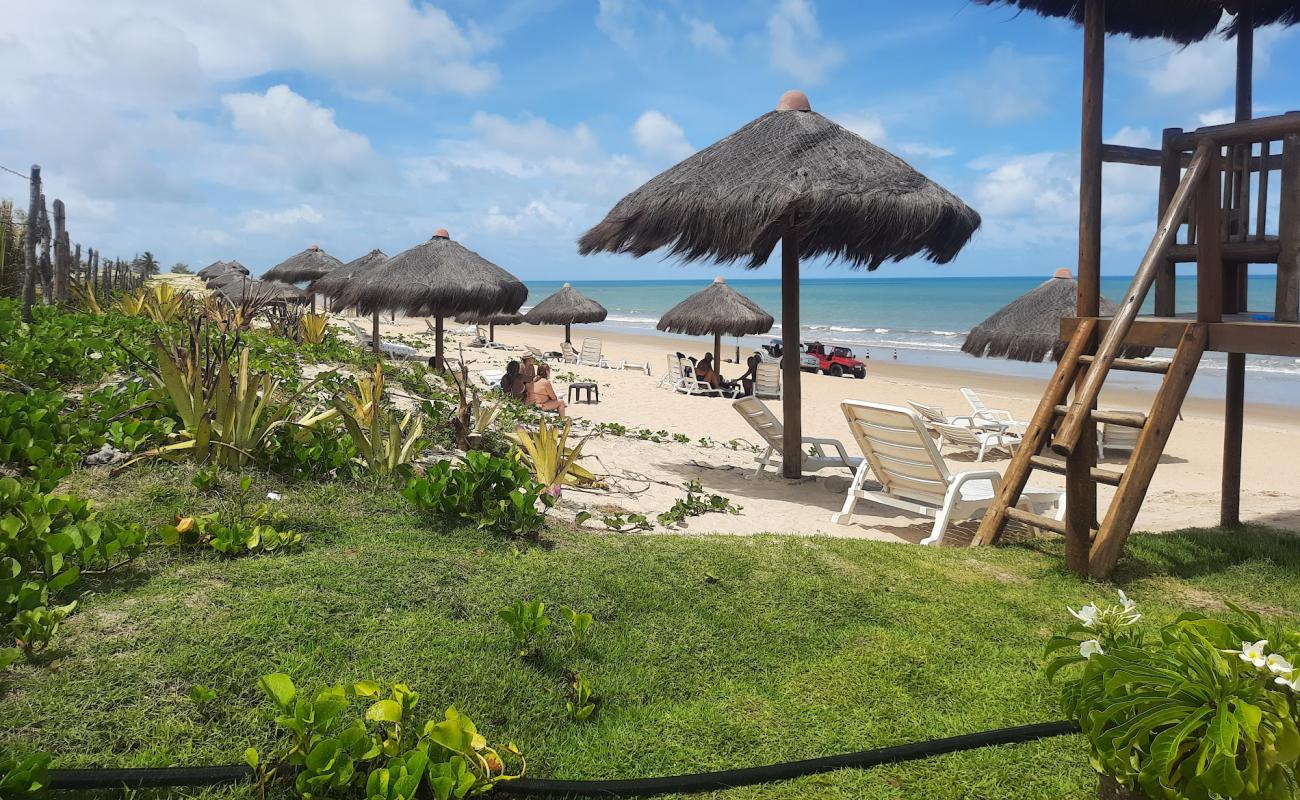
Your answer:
[0,300,149,389]
[159,476,303,557]
[1047,592,1300,799]
[402,452,553,537]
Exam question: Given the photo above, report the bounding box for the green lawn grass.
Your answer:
[4,464,1299,799]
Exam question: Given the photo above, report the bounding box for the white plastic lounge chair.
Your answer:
[832,401,1062,545]
[429,319,475,338]
[658,354,684,389]
[348,320,417,360]
[930,421,1020,462]
[480,369,505,388]
[753,362,781,400]
[562,342,580,364]
[960,388,1025,432]
[1098,422,1140,458]
[732,397,862,478]
[620,360,651,375]
[674,365,737,397]
[522,344,547,361]
[907,401,983,431]
[578,338,608,368]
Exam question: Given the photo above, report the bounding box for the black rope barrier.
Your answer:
[47,720,1079,797]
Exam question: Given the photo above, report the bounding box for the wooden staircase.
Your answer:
[974,141,1218,578]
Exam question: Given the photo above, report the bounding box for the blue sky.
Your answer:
[2,1,1296,280]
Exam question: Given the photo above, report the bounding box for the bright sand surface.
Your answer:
[354,312,1300,546]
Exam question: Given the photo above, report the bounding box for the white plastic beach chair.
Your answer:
[658,354,683,389]
[674,364,738,397]
[732,397,862,478]
[348,320,417,360]
[908,401,981,430]
[832,401,1062,545]
[960,388,1025,431]
[930,422,1020,462]
[562,342,580,364]
[1098,422,1140,458]
[578,338,607,368]
[753,362,781,400]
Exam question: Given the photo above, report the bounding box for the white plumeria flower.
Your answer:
[1267,653,1294,676]
[1069,603,1101,628]
[266,491,283,501]
[1238,640,1270,668]
[89,351,103,360]
[1277,674,1300,692]
[1117,590,1134,610]
[1079,639,1104,659]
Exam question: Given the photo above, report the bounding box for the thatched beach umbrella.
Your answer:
[454,310,525,342]
[578,90,980,478]
[657,276,774,368]
[198,260,248,282]
[962,269,1155,363]
[522,283,607,344]
[214,276,307,305]
[311,249,387,314]
[262,244,343,284]
[336,229,527,367]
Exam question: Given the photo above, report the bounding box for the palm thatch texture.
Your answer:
[657,276,774,367]
[213,276,307,305]
[523,282,608,343]
[961,269,1155,363]
[335,230,527,366]
[262,244,344,284]
[311,249,388,314]
[454,311,524,342]
[972,1,1299,42]
[198,260,249,282]
[578,90,979,478]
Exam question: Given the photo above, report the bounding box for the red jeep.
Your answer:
[803,342,866,379]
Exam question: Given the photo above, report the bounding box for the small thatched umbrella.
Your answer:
[263,245,343,312]
[336,229,527,367]
[657,277,774,368]
[522,283,608,344]
[579,90,979,478]
[311,249,387,314]
[962,269,1155,362]
[199,260,249,282]
[454,311,525,342]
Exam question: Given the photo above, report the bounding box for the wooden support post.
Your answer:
[1154,128,1183,317]
[1197,149,1224,324]
[51,199,67,305]
[434,316,444,369]
[565,322,571,344]
[37,195,52,304]
[72,243,81,288]
[372,311,382,355]
[780,214,802,480]
[712,331,721,372]
[1279,125,1300,322]
[21,165,40,323]
[1077,0,1104,320]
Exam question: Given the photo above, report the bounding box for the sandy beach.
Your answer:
[354,312,1300,545]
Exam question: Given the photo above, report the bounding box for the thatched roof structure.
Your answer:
[523,283,607,325]
[335,230,526,366]
[198,260,249,281]
[578,94,979,270]
[336,231,526,318]
[657,277,773,337]
[311,249,387,302]
[262,245,344,284]
[454,311,525,326]
[214,276,307,305]
[961,269,1154,363]
[972,1,1300,43]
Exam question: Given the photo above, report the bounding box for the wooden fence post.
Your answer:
[21,165,40,323]
[52,199,67,304]
[1154,128,1182,317]
[1278,125,1300,323]
[72,243,81,287]
[37,195,53,304]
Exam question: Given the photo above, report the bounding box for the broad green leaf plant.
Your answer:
[333,363,424,477]
[1047,592,1300,799]
[511,417,600,497]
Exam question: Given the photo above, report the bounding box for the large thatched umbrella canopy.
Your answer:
[523,283,607,343]
[262,244,344,284]
[973,1,1299,42]
[336,229,527,366]
[198,260,248,281]
[454,310,524,342]
[962,269,1155,363]
[657,276,774,367]
[578,90,979,478]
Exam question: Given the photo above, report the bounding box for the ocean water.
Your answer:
[521,276,1300,406]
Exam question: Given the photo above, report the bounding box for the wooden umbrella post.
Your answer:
[434,316,445,369]
[565,322,571,344]
[780,215,802,480]
[713,331,721,372]
[372,310,381,355]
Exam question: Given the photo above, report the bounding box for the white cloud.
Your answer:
[1121,26,1290,108]
[1198,108,1234,127]
[1109,126,1154,148]
[962,45,1057,124]
[767,0,843,85]
[482,200,567,235]
[632,111,694,161]
[897,142,955,159]
[684,16,731,55]
[835,112,887,143]
[241,204,324,233]
[595,0,667,48]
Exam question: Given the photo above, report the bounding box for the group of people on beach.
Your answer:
[688,351,762,396]
[499,355,567,417]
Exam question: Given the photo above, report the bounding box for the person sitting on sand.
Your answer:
[695,352,723,390]
[527,362,567,417]
[520,354,538,391]
[500,360,526,401]
[738,352,761,396]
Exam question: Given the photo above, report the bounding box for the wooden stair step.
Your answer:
[1028,455,1124,486]
[1004,506,1069,536]
[1052,405,1148,428]
[1079,354,1171,374]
